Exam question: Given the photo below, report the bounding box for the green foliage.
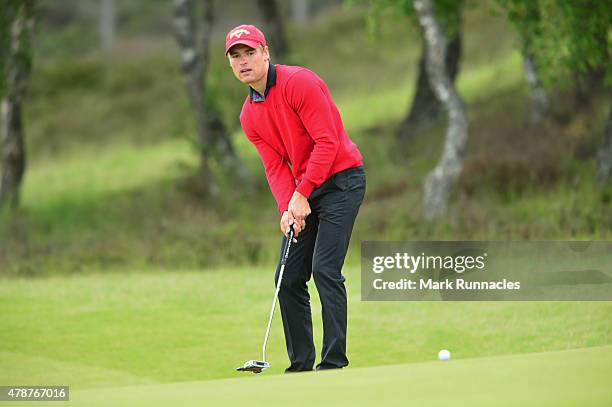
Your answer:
[203,54,246,135]
[346,0,464,39]
[29,58,105,95]
[34,21,98,59]
[496,0,611,87]
[494,0,540,54]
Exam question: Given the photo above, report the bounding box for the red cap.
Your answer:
[225,24,267,55]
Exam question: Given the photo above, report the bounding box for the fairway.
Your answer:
[4,346,611,406]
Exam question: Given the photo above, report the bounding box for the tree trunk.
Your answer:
[173,0,217,195]
[596,106,612,185]
[206,98,249,184]
[291,0,309,23]
[573,68,605,110]
[413,0,469,221]
[173,0,249,195]
[522,51,549,123]
[0,1,34,210]
[99,0,115,52]
[256,0,289,60]
[198,0,250,185]
[398,33,461,140]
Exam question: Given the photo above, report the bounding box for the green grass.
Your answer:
[1,269,611,388]
[23,139,196,211]
[6,346,610,407]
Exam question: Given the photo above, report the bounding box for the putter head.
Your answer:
[236,360,270,374]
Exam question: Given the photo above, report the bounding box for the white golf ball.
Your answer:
[438,349,451,361]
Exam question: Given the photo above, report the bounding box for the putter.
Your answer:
[237,225,295,374]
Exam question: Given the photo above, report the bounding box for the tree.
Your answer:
[172,0,249,195]
[398,0,463,139]
[498,0,611,183]
[597,107,612,184]
[351,0,464,139]
[399,31,461,139]
[0,0,35,210]
[99,0,115,52]
[496,0,549,123]
[348,0,468,217]
[522,52,548,123]
[413,0,468,220]
[291,0,310,23]
[257,0,290,60]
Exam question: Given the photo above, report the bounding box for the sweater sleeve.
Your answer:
[241,117,295,214]
[286,70,340,198]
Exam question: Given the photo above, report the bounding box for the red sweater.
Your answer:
[240,64,363,214]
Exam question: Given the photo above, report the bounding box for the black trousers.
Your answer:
[274,166,366,372]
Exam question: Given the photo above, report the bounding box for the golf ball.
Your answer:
[438,349,451,361]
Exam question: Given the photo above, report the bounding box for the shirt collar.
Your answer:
[249,63,276,103]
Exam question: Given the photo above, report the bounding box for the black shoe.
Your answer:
[315,365,344,371]
[284,368,314,374]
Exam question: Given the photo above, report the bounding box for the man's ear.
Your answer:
[262,45,270,62]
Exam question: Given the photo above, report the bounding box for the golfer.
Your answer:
[226,24,365,372]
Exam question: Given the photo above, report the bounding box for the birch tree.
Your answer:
[347,0,464,139]
[257,0,290,60]
[0,0,35,210]
[99,0,115,52]
[413,0,468,220]
[597,107,612,184]
[498,0,610,184]
[496,0,549,123]
[291,0,309,22]
[173,0,249,195]
[522,52,548,123]
[399,29,461,139]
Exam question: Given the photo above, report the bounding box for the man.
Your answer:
[226,24,365,372]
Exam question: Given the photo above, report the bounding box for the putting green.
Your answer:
[6,345,611,406]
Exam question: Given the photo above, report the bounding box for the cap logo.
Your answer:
[229,28,250,39]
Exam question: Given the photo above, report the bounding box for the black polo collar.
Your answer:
[249,63,276,103]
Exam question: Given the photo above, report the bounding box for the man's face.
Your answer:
[228,44,270,85]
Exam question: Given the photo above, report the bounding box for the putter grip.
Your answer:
[280,226,294,266]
